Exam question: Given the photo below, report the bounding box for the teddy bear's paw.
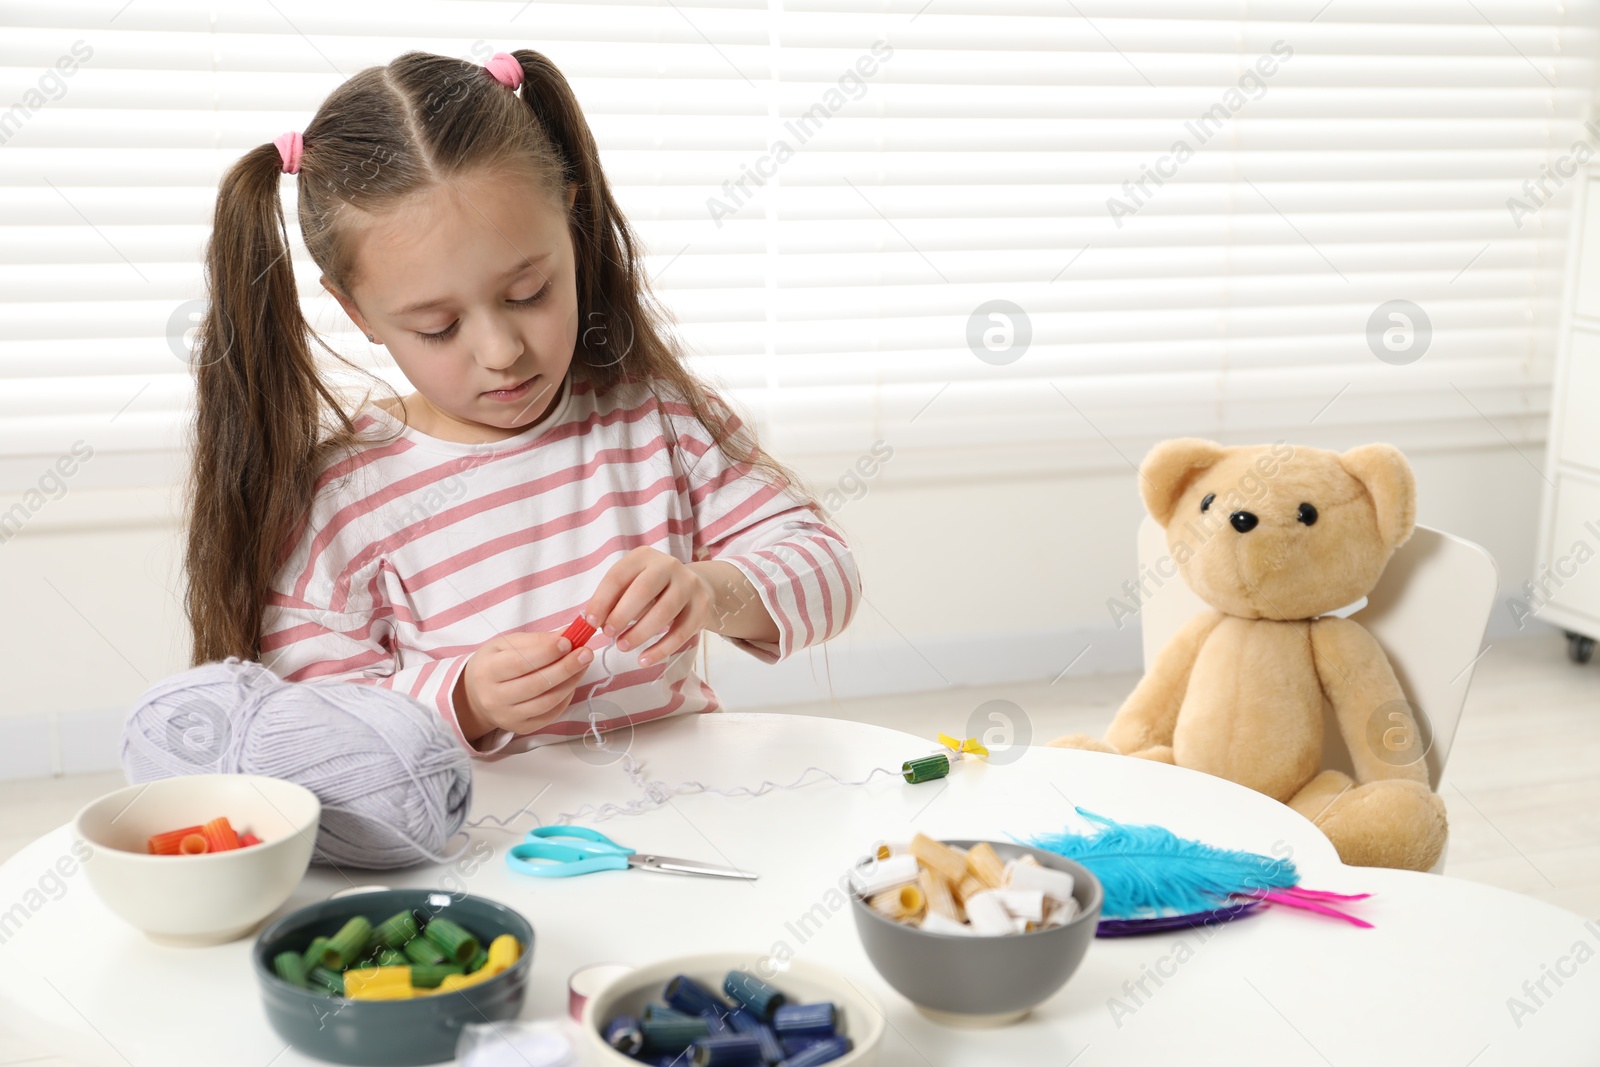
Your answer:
[1128,745,1175,764]
[1046,733,1121,754]
[1314,778,1448,872]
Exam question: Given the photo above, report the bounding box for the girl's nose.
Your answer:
[471,312,525,370]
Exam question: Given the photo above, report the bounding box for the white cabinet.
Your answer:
[1536,172,1600,664]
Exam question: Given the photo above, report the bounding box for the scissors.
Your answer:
[506,825,758,881]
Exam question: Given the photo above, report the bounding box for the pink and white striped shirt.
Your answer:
[258,372,860,760]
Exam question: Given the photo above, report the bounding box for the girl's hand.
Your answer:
[457,630,593,737]
[584,547,715,668]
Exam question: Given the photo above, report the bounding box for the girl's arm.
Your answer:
[261,588,491,754]
[688,559,780,645]
[666,392,862,664]
[261,529,502,757]
[584,387,861,668]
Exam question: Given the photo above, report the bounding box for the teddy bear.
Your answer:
[1050,437,1448,872]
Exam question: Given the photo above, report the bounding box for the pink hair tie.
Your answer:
[484,51,524,90]
[273,130,303,175]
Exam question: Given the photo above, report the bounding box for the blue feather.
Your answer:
[1022,807,1299,919]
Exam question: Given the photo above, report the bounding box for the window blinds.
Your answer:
[1,0,1596,499]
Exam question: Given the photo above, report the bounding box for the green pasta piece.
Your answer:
[308,965,345,996]
[321,915,373,970]
[465,946,489,973]
[301,936,331,973]
[409,963,465,989]
[273,950,309,988]
[369,946,407,968]
[421,917,479,965]
[370,909,421,950]
[403,936,448,966]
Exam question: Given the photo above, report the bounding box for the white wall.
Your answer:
[0,442,1552,781]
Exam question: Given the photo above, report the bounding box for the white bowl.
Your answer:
[580,952,884,1066]
[74,773,320,946]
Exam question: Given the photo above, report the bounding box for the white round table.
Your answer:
[1,713,1596,1066]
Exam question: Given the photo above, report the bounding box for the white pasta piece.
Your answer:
[1012,917,1030,934]
[874,841,910,862]
[918,911,973,936]
[962,891,1015,936]
[992,889,1045,923]
[850,854,920,897]
[1001,854,1040,887]
[1006,862,1075,904]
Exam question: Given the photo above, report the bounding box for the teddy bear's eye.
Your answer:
[1298,502,1318,525]
[1200,492,1216,513]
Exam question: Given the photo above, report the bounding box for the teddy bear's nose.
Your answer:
[1229,510,1259,533]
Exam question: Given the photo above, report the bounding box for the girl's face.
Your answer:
[325,167,581,443]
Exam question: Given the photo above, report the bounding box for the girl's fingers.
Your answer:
[583,548,654,631]
[607,572,672,643]
[639,617,698,667]
[501,647,591,706]
[489,632,571,681]
[504,669,585,726]
[615,584,688,652]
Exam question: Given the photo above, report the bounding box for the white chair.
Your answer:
[1133,515,1499,872]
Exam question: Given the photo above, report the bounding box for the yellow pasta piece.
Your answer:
[430,963,506,994]
[348,984,414,1001]
[485,933,522,971]
[344,965,415,1000]
[910,832,967,885]
[869,883,925,921]
[965,842,1005,889]
[918,866,959,921]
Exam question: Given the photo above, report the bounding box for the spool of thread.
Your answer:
[120,657,474,870]
[569,962,636,1022]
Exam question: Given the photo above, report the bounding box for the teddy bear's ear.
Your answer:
[1339,443,1417,551]
[1139,438,1228,526]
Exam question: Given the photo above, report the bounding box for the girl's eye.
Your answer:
[413,282,552,345]
[416,323,457,344]
[512,282,552,307]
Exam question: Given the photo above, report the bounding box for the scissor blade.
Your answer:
[629,853,759,880]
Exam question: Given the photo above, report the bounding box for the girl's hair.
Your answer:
[185,49,822,666]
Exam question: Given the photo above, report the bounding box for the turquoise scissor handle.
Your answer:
[506,825,635,878]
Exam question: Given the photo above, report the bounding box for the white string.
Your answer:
[464,641,954,834]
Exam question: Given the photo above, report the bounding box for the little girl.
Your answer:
[183,49,860,758]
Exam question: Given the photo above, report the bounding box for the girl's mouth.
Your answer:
[483,375,536,401]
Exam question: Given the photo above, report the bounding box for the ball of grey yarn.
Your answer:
[120,656,473,871]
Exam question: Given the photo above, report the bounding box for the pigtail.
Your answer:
[182,143,360,665]
[505,49,821,519]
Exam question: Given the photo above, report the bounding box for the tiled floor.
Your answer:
[2,630,1597,1064]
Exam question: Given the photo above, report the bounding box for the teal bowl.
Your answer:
[253,888,534,1066]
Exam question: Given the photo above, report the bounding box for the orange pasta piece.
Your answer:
[919,867,960,921]
[954,874,987,904]
[203,816,240,852]
[238,832,262,847]
[910,833,967,885]
[148,825,205,855]
[965,842,1005,889]
[179,833,209,854]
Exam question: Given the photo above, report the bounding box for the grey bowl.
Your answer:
[253,888,534,1066]
[850,839,1101,1026]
